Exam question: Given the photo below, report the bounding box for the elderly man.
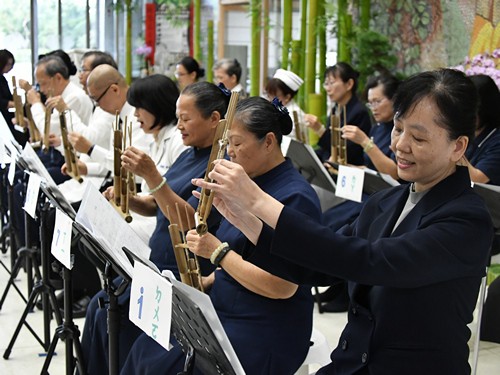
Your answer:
[69,64,153,178]
[23,54,93,183]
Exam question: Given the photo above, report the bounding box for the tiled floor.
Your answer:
[0,253,499,374]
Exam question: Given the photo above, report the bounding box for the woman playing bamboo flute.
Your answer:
[191,69,493,375]
[81,82,228,375]
[120,97,322,374]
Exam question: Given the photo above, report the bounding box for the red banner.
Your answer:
[145,3,156,65]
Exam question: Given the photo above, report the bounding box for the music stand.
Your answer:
[1,140,71,356]
[36,182,86,375]
[362,168,399,195]
[282,137,336,192]
[122,247,245,375]
[282,137,344,212]
[3,190,63,360]
[73,183,142,375]
[470,182,500,374]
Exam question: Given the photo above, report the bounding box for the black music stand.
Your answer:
[1,140,68,351]
[0,166,8,256]
[122,247,244,375]
[3,190,63,359]
[283,137,336,193]
[73,221,131,375]
[362,169,399,195]
[35,181,87,375]
[470,182,500,373]
[0,165,24,295]
[74,181,154,375]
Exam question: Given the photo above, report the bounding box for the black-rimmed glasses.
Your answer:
[90,83,116,105]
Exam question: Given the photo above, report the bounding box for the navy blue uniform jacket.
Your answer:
[244,166,493,374]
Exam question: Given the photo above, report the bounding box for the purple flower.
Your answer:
[472,54,484,65]
[451,51,500,90]
[135,45,153,56]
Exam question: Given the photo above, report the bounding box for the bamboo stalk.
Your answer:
[250,0,261,97]
[125,0,132,84]
[317,0,327,121]
[194,0,201,62]
[207,20,214,83]
[290,40,302,74]
[360,0,370,31]
[305,0,318,102]
[298,0,308,109]
[281,0,292,69]
[337,0,352,63]
[308,93,322,146]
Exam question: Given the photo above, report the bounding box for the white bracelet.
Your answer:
[149,177,166,194]
[210,242,229,265]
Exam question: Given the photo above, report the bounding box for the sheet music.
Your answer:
[76,184,152,277]
[0,114,21,158]
[21,143,77,219]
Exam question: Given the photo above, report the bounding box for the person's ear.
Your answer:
[346,78,354,92]
[264,132,277,152]
[451,135,469,162]
[209,111,221,128]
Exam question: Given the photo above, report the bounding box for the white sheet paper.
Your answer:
[76,184,152,277]
[8,153,16,185]
[51,208,74,269]
[23,172,42,219]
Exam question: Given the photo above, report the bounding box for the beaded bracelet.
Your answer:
[149,177,167,194]
[363,137,375,153]
[210,242,230,266]
[213,245,231,267]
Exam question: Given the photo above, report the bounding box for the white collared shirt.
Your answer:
[30,80,93,137]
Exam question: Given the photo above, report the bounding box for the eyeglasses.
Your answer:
[367,98,387,109]
[90,83,116,105]
[174,71,187,78]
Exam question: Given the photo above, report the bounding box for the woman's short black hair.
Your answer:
[181,81,230,119]
[0,49,14,72]
[179,56,205,80]
[128,74,179,129]
[364,73,401,101]
[469,74,500,133]
[325,62,360,93]
[234,96,292,145]
[393,68,477,142]
[265,78,298,99]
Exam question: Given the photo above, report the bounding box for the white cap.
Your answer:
[273,68,304,92]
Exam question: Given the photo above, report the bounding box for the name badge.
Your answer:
[129,261,173,350]
[335,165,365,203]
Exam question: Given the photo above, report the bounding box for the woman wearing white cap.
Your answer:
[266,68,308,142]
